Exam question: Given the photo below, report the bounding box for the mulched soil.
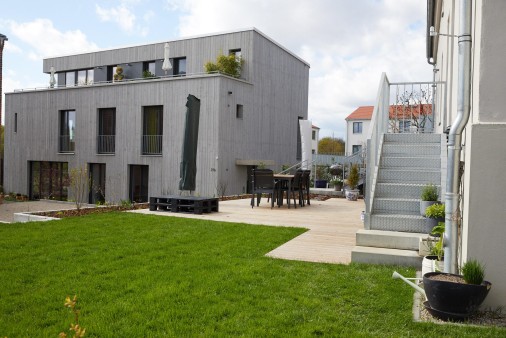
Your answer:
[32,194,335,218]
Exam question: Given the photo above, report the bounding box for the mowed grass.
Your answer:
[0,213,504,337]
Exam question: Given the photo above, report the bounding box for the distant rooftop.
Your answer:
[346,105,433,121]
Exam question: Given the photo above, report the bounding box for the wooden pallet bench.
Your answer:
[149,195,219,214]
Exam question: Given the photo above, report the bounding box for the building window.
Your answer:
[98,108,116,154]
[312,130,316,140]
[65,71,75,87]
[29,161,69,200]
[143,61,156,77]
[399,120,411,133]
[14,113,18,133]
[59,110,76,153]
[142,106,163,155]
[229,48,242,58]
[353,121,363,134]
[77,69,94,85]
[352,145,362,154]
[173,57,186,76]
[236,104,243,119]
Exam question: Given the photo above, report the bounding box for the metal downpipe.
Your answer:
[444,0,472,274]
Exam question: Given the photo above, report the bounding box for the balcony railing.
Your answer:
[97,135,115,154]
[59,135,75,153]
[142,135,162,155]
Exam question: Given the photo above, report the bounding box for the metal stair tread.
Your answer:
[376,182,440,187]
[372,212,425,219]
[375,197,419,202]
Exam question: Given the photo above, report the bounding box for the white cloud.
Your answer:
[169,0,432,138]
[95,4,136,32]
[5,19,98,58]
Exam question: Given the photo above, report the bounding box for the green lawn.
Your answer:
[0,212,504,337]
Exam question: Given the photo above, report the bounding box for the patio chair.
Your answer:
[250,169,276,208]
[279,170,303,208]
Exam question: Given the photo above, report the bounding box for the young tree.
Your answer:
[68,166,91,210]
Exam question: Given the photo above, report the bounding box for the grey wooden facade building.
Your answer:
[4,28,309,202]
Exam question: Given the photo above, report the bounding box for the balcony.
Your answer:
[142,135,162,155]
[97,135,115,154]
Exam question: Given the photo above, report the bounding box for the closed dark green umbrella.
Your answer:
[179,94,201,191]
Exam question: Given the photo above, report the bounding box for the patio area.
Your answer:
[132,197,365,264]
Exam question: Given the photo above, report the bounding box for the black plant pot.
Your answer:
[315,180,327,188]
[423,272,492,316]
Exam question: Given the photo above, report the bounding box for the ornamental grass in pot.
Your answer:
[420,183,439,216]
[423,259,492,320]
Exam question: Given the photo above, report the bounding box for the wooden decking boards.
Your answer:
[133,197,365,264]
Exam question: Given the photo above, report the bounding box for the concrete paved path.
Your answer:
[132,197,365,264]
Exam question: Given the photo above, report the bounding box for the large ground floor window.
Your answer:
[130,165,149,203]
[29,161,69,200]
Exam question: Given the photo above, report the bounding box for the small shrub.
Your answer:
[425,203,445,219]
[461,259,485,285]
[421,184,438,201]
[120,199,133,208]
[143,70,155,78]
[113,66,124,81]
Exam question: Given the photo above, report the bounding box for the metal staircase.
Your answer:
[352,133,444,266]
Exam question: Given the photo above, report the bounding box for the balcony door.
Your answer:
[130,165,149,202]
[89,163,106,204]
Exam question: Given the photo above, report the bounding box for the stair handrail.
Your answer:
[365,73,390,226]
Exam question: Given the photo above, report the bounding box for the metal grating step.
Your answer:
[384,133,442,144]
[373,198,420,214]
[375,183,439,199]
[381,156,440,169]
[370,213,426,233]
[378,168,440,184]
[382,143,441,157]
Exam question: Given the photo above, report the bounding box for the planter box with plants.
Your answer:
[420,183,439,216]
[424,203,444,234]
[423,259,492,321]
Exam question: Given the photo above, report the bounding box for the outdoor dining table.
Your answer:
[273,174,294,208]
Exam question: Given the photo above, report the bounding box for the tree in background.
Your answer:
[318,137,345,155]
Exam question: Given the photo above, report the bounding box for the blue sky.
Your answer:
[0,0,432,138]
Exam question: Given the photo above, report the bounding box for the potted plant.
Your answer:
[315,165,330,188]
[424,203,444,234]
[423,259,492,320]
[113,66,124,81]
[330,177,343,191]
[421,222,444,276]
[420,183,438,216]
[345,164,360,201]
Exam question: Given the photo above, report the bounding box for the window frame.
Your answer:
[353,121,363,134]
[173,57,187,76]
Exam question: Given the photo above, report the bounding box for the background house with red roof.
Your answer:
[345,104,433,155]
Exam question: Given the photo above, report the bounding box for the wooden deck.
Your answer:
[133,197,365,265]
